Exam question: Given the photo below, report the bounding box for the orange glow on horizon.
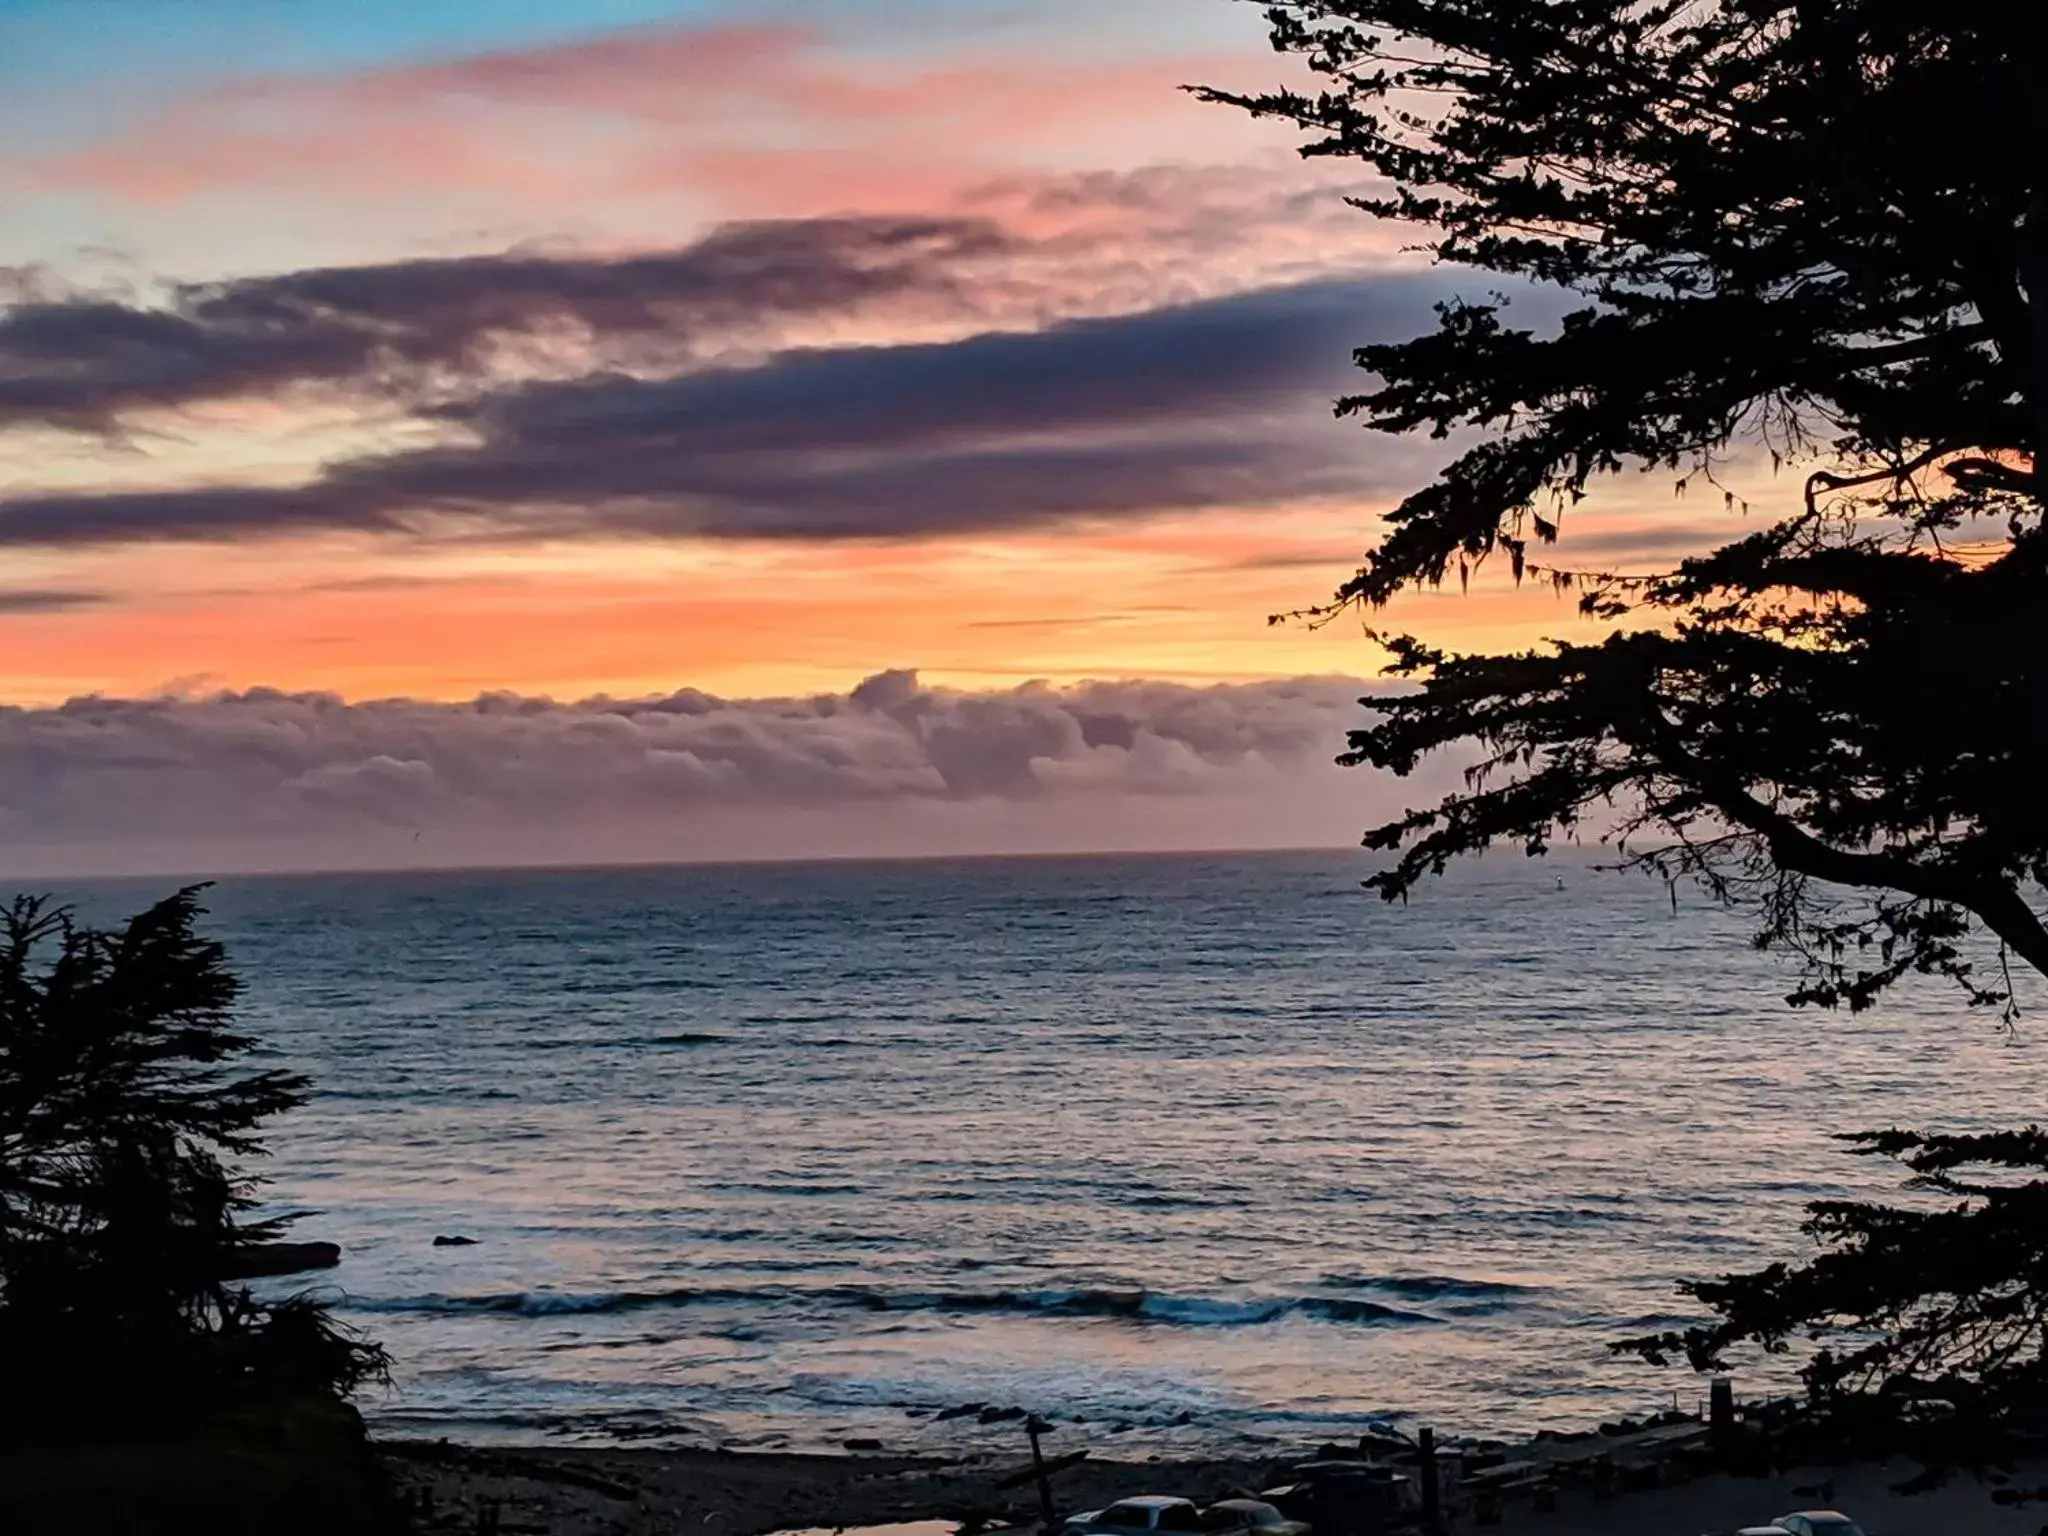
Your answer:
[0,506,1662,705]
[0,10,1757,713]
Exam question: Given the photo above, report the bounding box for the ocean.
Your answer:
[45,850,2043,1454]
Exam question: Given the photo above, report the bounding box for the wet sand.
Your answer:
[379,1442,1274,1536]
[380,1439,2048,1536]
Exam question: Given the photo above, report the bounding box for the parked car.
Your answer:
[1772,1514,1868,1536]
[1064,1497,1206,1536]
[1200,1498,1310,1536]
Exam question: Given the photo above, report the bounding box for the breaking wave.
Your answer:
[345,1282,1444,1328]
[1320,1274,1533,1312]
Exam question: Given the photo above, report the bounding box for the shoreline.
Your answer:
[373,1425,2048,1536]
[377,1440,1276,1536]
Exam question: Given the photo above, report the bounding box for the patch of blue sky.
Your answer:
[0,0,715,83]
[0,0,1275,273]
[0,0,1255,157]
[0,0,1255,89]
[0,1,704,156]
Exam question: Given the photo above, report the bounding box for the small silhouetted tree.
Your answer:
[0,887,385,1440]
[1626,1127,2048,1437]
[1206,3,2048,1427]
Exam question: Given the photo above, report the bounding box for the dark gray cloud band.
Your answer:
[0,587,105,612]
[0,273,1467,548]
[0,214,1020,434]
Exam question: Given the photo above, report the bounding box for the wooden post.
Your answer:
[1709,1377,1734,1456]
[1418,1425,1440,1533]
[1027,1416,1059,1534]
[1591,1455,1616,1500]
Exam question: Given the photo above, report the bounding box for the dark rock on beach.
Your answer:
[214,1240,342,1279]
[433,1235,479,1247]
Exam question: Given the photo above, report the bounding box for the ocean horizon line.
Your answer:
[23,839,1377,887]
[12,840,1638,889]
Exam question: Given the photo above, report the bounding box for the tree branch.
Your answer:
[1835,324,1992,369]
[1805,444,1954,516]
[1615,693,2048,982]
[1707,780,2048,983]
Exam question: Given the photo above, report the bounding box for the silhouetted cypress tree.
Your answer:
[1210,2,2048,1428]
[0,888,385,1441]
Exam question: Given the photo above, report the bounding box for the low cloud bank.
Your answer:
[0,671,1452,876]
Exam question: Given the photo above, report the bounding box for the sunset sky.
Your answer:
[0,0,1743,872]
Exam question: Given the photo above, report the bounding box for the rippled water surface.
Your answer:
[57,852,2043,1451]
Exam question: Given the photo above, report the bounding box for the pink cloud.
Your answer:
[23,21,1282,222]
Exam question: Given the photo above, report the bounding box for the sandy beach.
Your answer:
[380,1438,2048,1536]
[380,1442,1268,1536]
